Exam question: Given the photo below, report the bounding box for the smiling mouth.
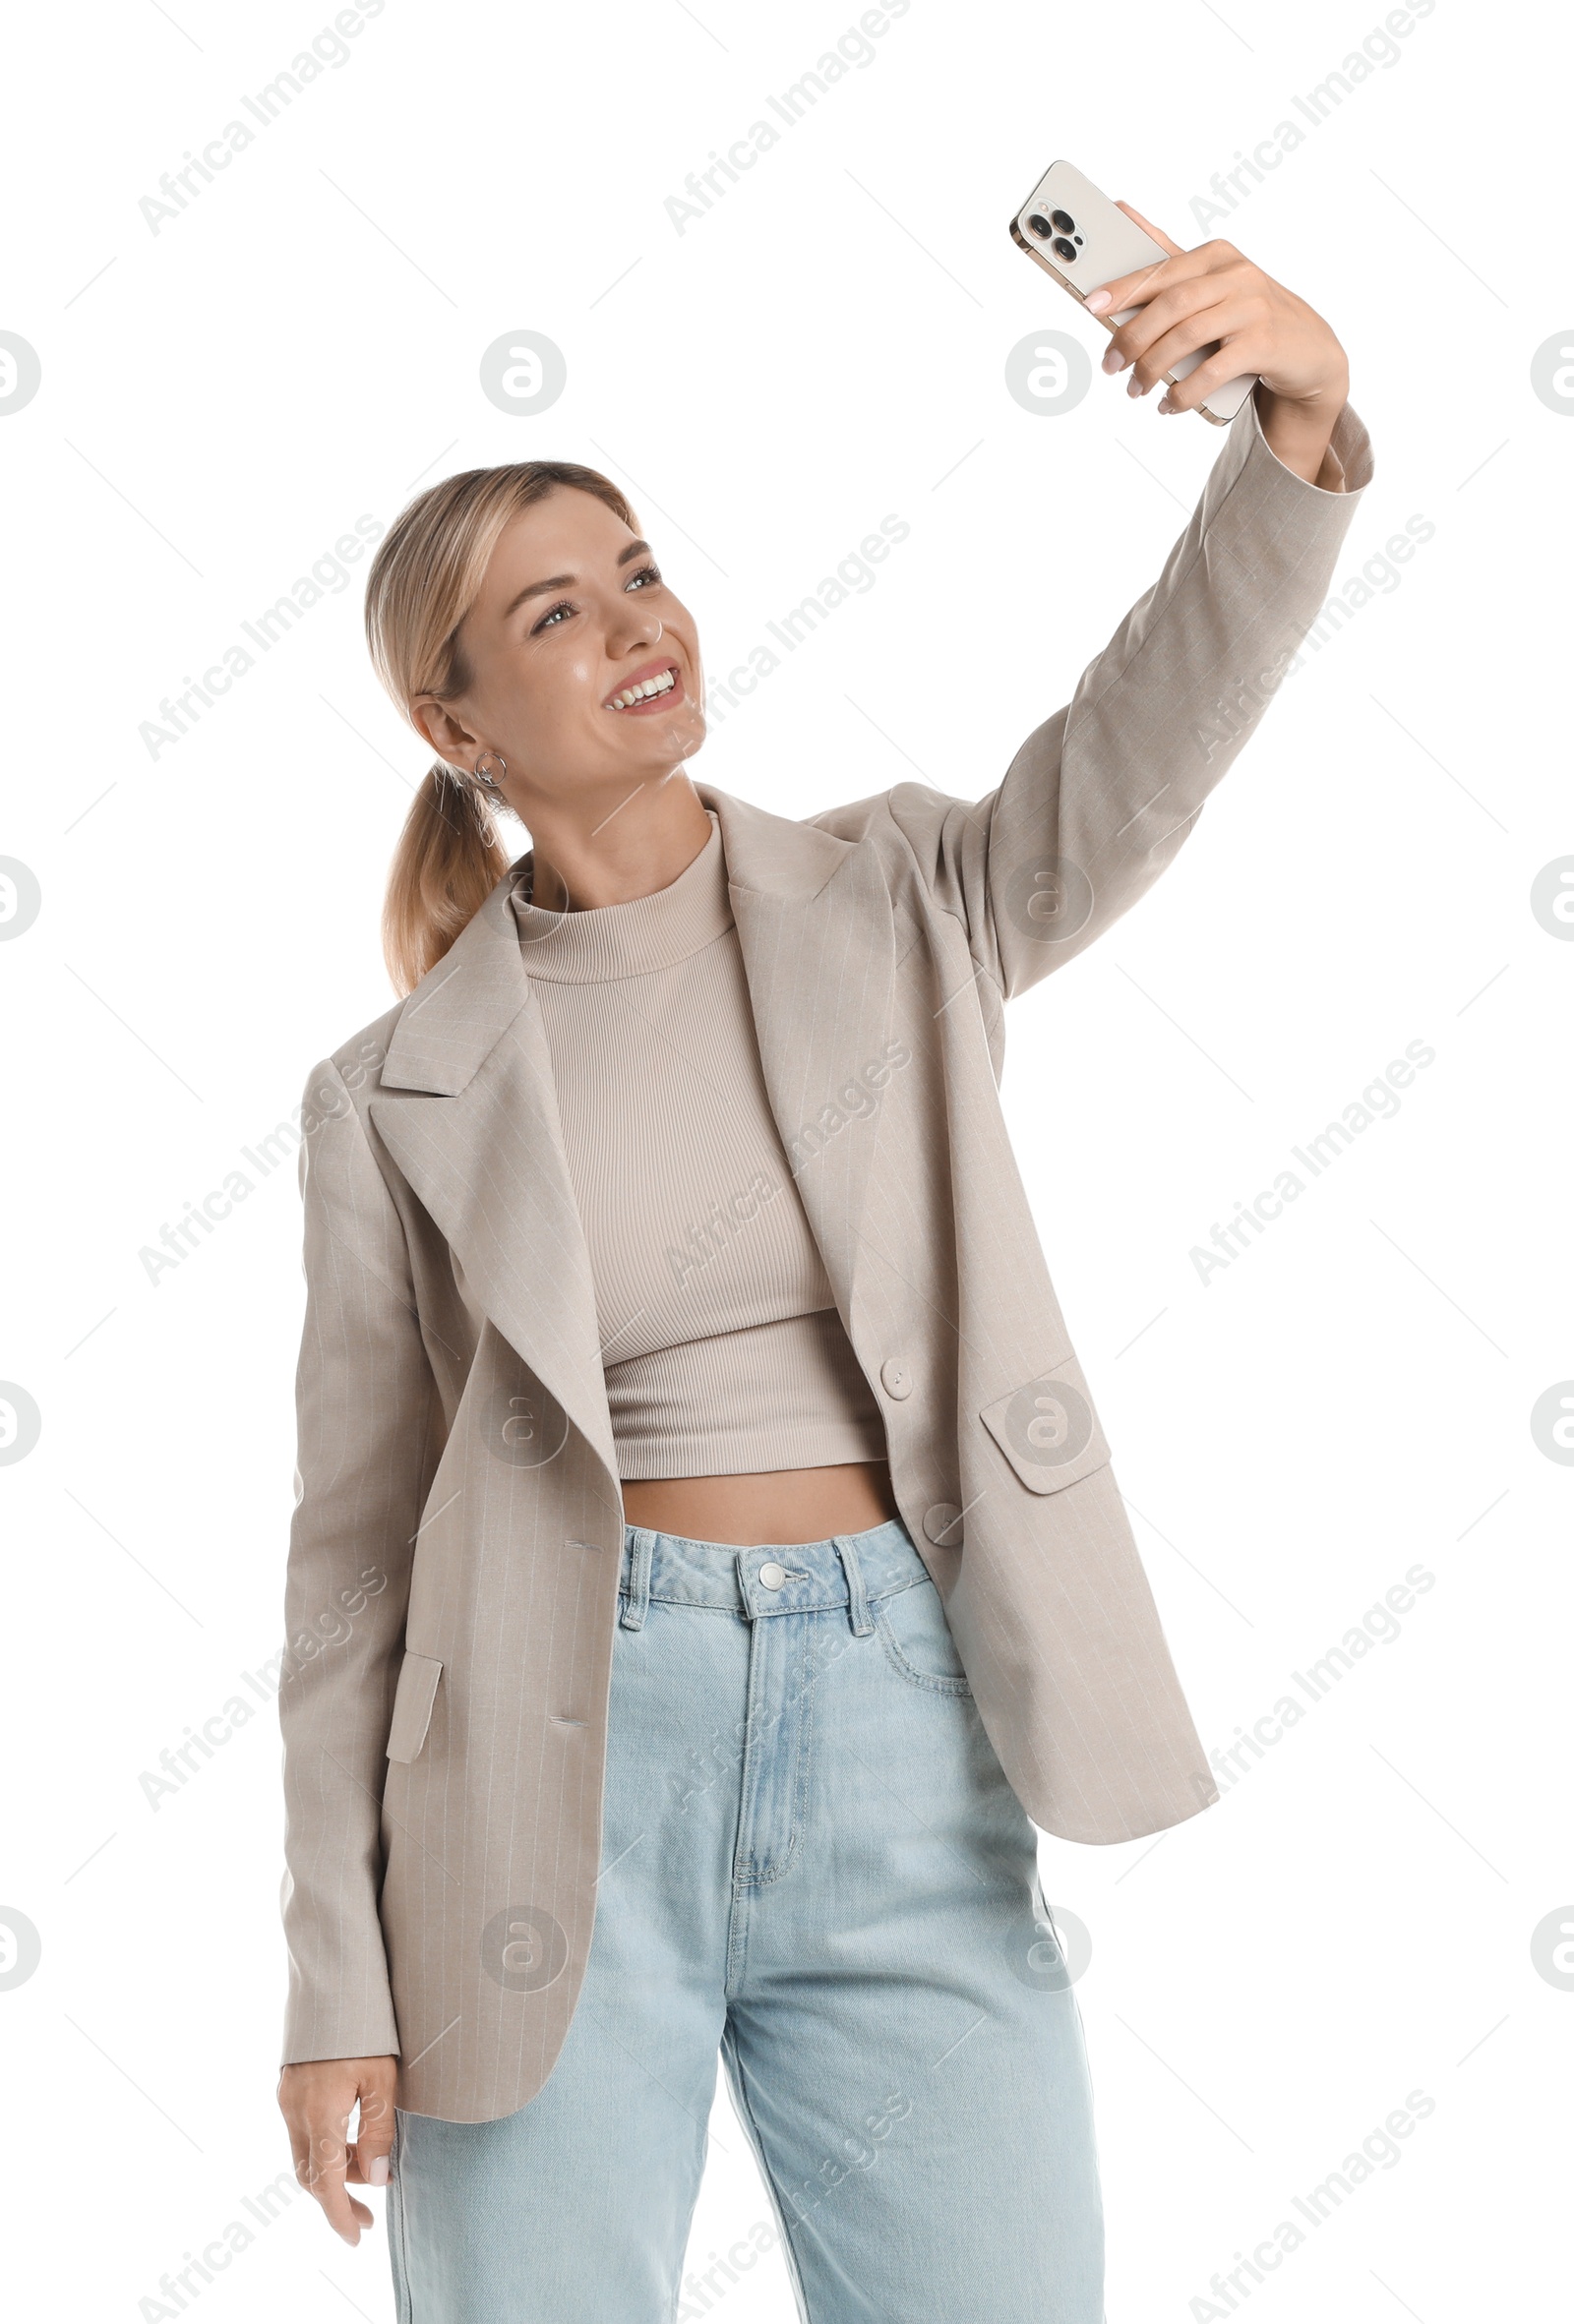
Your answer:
[605,662,682,713]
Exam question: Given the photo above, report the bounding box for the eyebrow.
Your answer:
[501,539,653,623]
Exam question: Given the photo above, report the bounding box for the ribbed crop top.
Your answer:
[509,812,887,1481]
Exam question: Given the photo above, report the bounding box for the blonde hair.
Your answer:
[364,460,638,995]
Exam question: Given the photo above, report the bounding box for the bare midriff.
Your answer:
[620,1460,899,1548]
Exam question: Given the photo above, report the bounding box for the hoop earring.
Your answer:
[472,750,507,795]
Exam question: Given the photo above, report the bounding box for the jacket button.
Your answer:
[924,1503,963,1547]
[880,1359,913,1400]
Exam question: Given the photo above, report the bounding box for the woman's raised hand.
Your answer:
[1086,202,1351,484]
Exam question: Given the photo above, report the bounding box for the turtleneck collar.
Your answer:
[509,809,732,983]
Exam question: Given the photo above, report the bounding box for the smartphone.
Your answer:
[1008,160,1256,427]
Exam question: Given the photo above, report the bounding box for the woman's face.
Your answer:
[413,487,707,813]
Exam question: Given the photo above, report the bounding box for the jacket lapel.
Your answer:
[363,785,896,1492]
[367,870,618,1486]
[705,786,895,1309]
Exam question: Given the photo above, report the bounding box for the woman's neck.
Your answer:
[523,775,712,913]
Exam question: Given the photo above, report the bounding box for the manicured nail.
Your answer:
[1085,289,1112,313]
[369,2156,391,2186]
[1127,375,1144,397]
[1158,396,1177,415]
[1101,345,1123,374]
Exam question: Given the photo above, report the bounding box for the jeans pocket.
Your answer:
[873,1576,973,1696]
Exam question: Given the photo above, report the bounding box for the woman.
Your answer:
[276,214,1369,2321]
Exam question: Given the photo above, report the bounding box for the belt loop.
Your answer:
[620,1528,654,1630]
[833,1535,876,1638]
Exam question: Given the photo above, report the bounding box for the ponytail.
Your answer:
[382,764,514,997]
[363,457,638,999]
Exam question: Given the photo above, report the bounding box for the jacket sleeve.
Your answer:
[277,1056,440,2065]
[881,388,1375,997]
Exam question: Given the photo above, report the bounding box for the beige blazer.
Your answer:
[279,395,1372,2121]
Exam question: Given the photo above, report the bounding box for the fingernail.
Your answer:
[369,2156,391,2186]
[1101,346,1123,375]
[1127,376,1144,397]
[1085,289,1112,313]
[1158,396,1177,416]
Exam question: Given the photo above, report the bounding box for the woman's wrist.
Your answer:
[1253,374,1351,488]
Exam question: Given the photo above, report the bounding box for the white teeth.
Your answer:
[610,669,675,710]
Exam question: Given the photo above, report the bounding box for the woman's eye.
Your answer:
[531,566,659,634]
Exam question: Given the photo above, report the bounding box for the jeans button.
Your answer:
[758,1561,787,1590]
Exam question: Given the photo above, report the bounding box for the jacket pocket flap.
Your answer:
[386,1649,443,1764]
[980,1354,1112,1495]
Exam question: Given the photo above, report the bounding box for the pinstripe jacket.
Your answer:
[279,392,1372,2120]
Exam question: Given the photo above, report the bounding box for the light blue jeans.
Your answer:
[388,1519,1104,2321]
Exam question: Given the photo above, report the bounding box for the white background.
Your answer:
[1,0,1568,2317]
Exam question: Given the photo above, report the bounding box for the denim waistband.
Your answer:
[617,1517,927,1634]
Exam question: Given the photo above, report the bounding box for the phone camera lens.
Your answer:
[1027,213,1053,238]
[1051,209,1075,233]
[1052,237,1077,263]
